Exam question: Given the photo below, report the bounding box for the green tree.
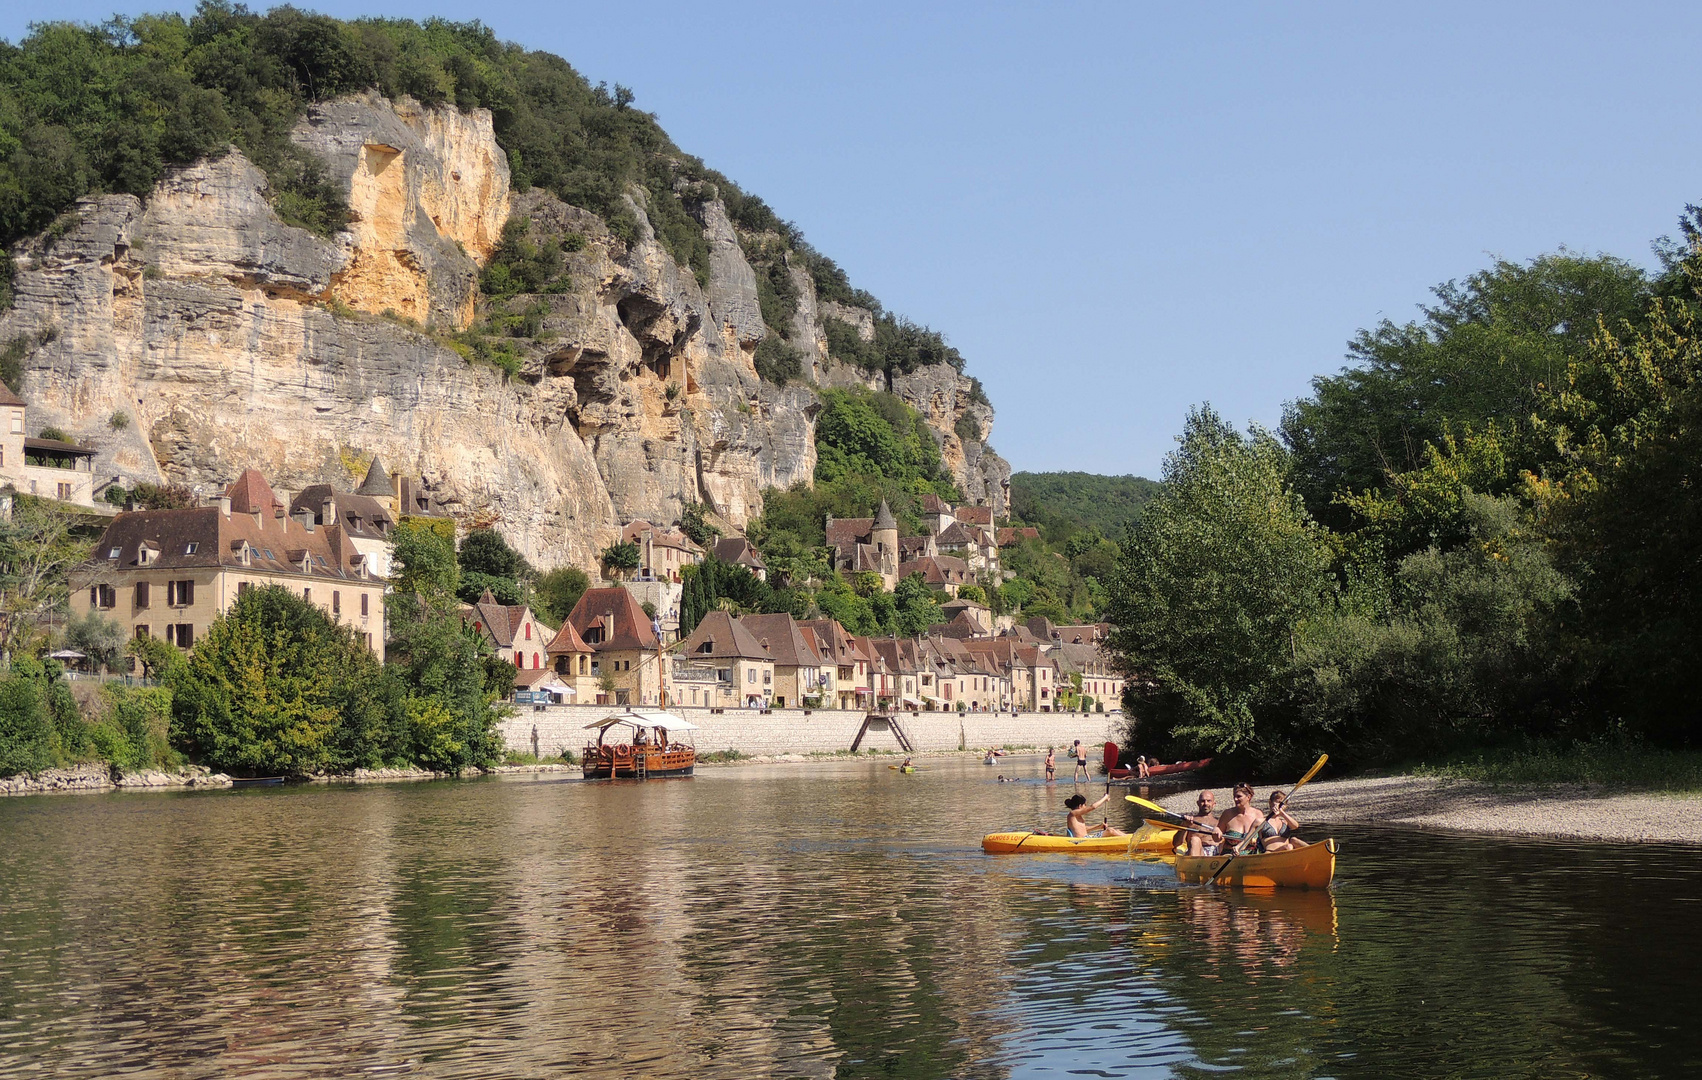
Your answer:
[892,572,940,637]
[0,498,92,658]
[0,668,56,777]
[1281,253,1650,529]
[170,585,391,776]
[392,519,459,597]
[600,540,639,580]
[532,565,590,626]
[1105,406,1334,757]
[384,590,505,773]
[65,611,126,672]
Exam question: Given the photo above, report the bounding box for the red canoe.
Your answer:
[1103,741,1211,779]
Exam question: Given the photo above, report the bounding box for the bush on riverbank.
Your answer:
[169,585,505,777]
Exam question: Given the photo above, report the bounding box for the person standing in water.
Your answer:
[1071,740,1089,783]
[1044,747,1056,782]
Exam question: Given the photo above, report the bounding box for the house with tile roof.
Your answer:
[738,613,829,707]
[463,589,557,673]
[289,485,397,579]
[70,469,387,660]
[673,610,773,707]
[711,536,767,580]
[801,618,871,709]
[0,385,107,509]
[896,554,969,597]
[542,617,598,702]
[565,587,667,706]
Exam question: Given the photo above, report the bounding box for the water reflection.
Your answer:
[1,761,1700,1078]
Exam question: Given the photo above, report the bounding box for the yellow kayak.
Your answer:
[1173,839,1337,889]
[983,825,1178,854]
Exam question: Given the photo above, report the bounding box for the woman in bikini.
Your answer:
[1257,789,1308,852]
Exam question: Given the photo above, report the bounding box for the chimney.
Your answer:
[321,497,336,527]
[217,495,231,518]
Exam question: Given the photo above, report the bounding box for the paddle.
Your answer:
[1205,754,1328,885]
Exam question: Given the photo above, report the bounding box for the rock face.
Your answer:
[0,95,1007,570]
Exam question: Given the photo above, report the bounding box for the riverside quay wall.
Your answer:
[498,705,1123,759]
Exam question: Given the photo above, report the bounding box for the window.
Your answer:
[134,582,149,609]
[525,623,531,641]
[9,411,20,434]
[303,588,311,603]
[134,625,149,639]
[332,591,340,615]
[184,543,198,555]
[166,580,194,607]
[747,669,755,684]
[697,641,713,654]
[171,624,194,648]
[89,584,116,609]
[263,549,274,560]
[579,656,588,674]
[533,653,540,669]
[57,483,71,500]
[237,582,250,596]
[109,547,121,560]
[360,593,368,617]
[514,651,523,667]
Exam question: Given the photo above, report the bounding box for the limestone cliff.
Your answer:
[0,94,1007,569]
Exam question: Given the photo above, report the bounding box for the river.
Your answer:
[0,756,1695,1078]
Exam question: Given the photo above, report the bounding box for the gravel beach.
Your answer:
[1154,774,1702,845]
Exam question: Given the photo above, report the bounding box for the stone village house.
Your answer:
[673,610,774,708]
[71,470,387,659]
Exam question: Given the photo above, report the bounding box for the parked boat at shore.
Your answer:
[582,711,696,779]
[1101,741,1212,780]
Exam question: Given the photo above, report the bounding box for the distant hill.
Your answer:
[1009,471,1160,538]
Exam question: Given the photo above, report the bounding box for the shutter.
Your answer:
[166,581,176,607]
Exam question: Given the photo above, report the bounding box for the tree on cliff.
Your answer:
[457,528,531,606]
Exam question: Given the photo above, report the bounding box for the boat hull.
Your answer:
[1107,757,1212,780]
[582,745,696,779]
[982,827,1179,854]
[1173,839,1337,889]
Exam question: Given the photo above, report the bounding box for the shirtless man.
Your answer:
[1182,789,1224,856]
[1071,740,1090,783]
[1064,792,1126,837]
[1044,747,1056,782]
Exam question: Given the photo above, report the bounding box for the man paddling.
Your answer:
[1064,792,1126,838]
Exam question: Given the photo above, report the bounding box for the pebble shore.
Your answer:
[1156,774,1702,846]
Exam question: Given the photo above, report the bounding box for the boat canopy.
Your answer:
[583,710,698,732]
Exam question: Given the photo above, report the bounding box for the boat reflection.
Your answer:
[1171,887,1338,979]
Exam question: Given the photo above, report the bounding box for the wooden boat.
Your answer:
[1103,741,1212,779]
[983,825,1179,854]
[1173,839,1337,889]
[582,711,696,779]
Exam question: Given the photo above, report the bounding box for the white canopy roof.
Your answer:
[583,710,698,732]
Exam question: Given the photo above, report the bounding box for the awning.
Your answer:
[584,710,698,732]
[901,696,922,707]
[47,649,86,659]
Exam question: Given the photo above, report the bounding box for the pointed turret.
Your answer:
[873,499,897,531]
[357,456,395,498]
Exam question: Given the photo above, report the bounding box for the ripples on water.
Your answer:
[1,758,1698,1078]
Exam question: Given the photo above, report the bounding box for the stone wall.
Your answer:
[499,704,1123,759]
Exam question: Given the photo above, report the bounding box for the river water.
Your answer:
[0,757,1695,1079]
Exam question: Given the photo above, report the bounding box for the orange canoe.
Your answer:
[1173,839,1337,889]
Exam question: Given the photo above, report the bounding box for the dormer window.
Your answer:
[184,542,198,555]
[697,641,713,654]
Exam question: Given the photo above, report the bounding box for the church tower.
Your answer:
[873,499,899,590]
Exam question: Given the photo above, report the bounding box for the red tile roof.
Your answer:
[567,587,659,651]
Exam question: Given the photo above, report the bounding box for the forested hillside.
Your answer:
[1106,235,1702,772]
[1009,472,1160,540]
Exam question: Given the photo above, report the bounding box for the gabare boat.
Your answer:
[582,711,697,779]
[1173,840,1337,890]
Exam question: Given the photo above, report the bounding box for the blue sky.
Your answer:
[7,2,1701,477]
